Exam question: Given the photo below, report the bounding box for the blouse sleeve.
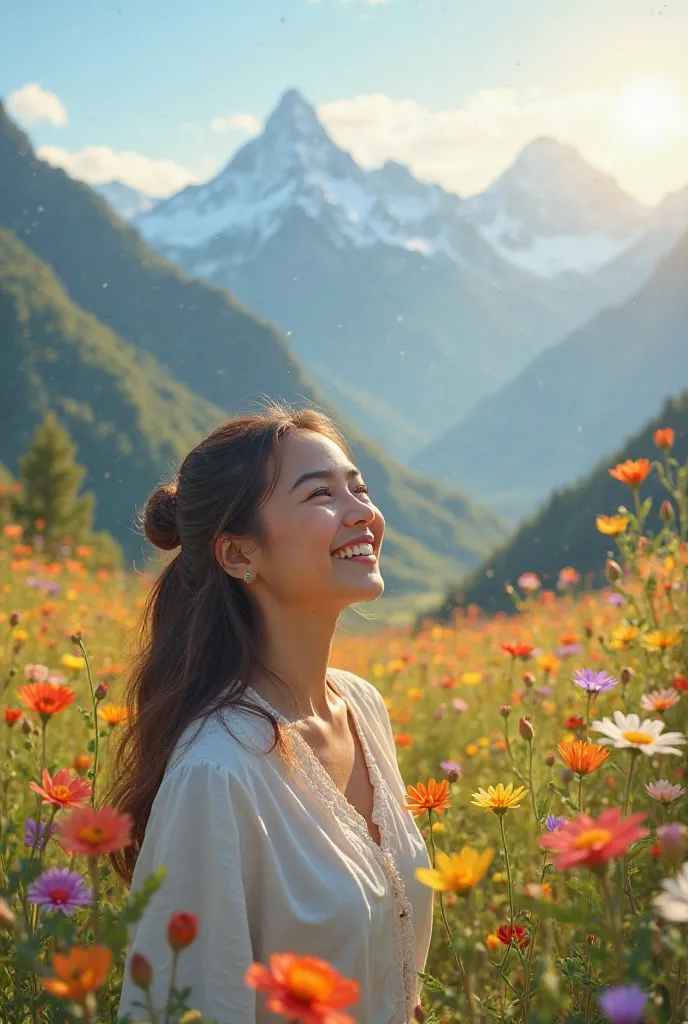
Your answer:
[118,758,256,1024]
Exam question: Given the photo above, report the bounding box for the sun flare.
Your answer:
[615,78,686,147]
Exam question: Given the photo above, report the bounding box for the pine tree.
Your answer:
[14,412,95,549]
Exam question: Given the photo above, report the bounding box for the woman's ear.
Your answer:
[215,534,252,580]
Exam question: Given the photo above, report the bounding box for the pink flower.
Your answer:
[58,805,133,856]
[539,808,648,871]
[640,689,681,712]
[29,769,92,810]
[24,664,50,683]
[452,698,469,713]
[645,780,686,803]
[517,573,541,592]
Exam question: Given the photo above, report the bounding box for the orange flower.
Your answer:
[97,704,129,726]
[29,768,92,809]
[40,944,111,1003]
[245,953,360,1024]
[2,524,23,539]
[653,428,675,451]
[405,778,452,817]
[596,514,629,536]
[537,653,561,675]
[18,682,76,720]
[608,459,651,487]
[557,741,610,777]
[73,754,92,776]
[4,708,22,726]
[394,733,414,747]
[168,911,198,951]
[500,643,534,659]
[58,805,133,856]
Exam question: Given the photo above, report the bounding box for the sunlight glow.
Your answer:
[615,78,687,147]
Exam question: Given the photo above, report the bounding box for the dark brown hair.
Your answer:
[106,403,350,884]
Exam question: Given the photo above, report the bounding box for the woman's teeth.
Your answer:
[332,543,375,559]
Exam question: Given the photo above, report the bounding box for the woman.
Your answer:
[112,404,434,1023]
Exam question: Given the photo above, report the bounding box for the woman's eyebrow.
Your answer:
[289,467,361,493]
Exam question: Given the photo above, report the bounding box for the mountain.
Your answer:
[414,225,688,519]
[435,389,688,616]
[0,101,509,594]
[461,137,650,278]
[93,180,157,219]
[135,90,596,462]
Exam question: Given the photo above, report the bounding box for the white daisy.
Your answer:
[653,862,688,922]
[592,711,685,756]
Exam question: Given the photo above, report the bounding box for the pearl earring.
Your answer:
[244,571,254,584]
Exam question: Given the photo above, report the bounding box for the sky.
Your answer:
[3,0,688,205]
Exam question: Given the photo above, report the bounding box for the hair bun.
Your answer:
[144,483,181,551]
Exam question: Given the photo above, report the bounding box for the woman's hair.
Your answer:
[106,402,350,884]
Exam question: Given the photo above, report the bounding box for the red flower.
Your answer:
[18,682,76,720]
[672,677,688,692]
[565,716,585,730]
[539,808,648,871]
[29,768,92,809]
[653,428,675,451]
[167,911,198,951]
[496,925,529,950]
[500,643,534,660]
[4,708,22,727]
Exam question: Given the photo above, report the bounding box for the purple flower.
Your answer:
[440,759,462,777]
[606,592,626,608]
[555,643,584,658]
[573,668,618,693]
[27,867,92,916]
[24,818,55,850]
[545,815,567,832]
[598,984,647,1024]
[536,685,554,698]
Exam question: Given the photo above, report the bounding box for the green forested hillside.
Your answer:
[433,390,688,615]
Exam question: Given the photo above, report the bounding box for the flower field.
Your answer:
[1,429,687,1023]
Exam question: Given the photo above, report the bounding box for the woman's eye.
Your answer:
[308,484,370,499]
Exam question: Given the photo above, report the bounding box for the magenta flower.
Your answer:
[598,984,647,1024]
[573,668,618,693]
[27,867,92,916]
[440,759,462,777]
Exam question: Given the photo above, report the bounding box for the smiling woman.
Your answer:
[108,401,433,1023]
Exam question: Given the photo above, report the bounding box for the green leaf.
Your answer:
[417,971,445,992]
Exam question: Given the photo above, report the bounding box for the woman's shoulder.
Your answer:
[328,666,388,718]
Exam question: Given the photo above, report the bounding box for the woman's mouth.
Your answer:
[331,542,377,563]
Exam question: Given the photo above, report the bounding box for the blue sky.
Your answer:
[3,0,688,203]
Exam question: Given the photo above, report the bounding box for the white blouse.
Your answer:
[118,669,434,1024]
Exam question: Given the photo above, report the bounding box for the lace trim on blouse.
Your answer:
[245,670,418,1024]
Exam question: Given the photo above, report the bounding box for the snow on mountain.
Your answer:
[94,180,157,220]
[461,137,651,277]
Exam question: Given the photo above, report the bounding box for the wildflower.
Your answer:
[557,741,609,777]
[500,642,534,659]
[24,664,49,682]
[73,753,91,776]
[452,697,469,713]
[27,867,92,916]
[29,768,92,810]
[573,668,617,693]
[97,703,129,726]
[555,643,584,658]
[608,459,651,487]
[496,925,529,950]
[645,780,686,803]
[641,628,682,651]
[654,861,688,921]
[558,567,579,586]
[168,911,198,951]
[245,953,360,1024]
[416,847,494,893]
[592,711,685,756]
[539,808,648,870]
[656,824,687,860]
[394,734,413,747]
[486,933,500,951]
[596,515,629,536]
[129,952,153,989]
[24,818,55,850]
[653,427,675,451]
[519,717,534,742]
[471,783,528,815]
[608,623,639,650]
[565,716,585,730]
[4,708,22,726]
[465,743,479,757]
[18,682,76,721]
[673,676,688,692]
[537,653,561,675]
[517,573,541,591]
[640,689,680,712]
[58,805,133,856]
[545,815,567,832]
[598,984,647,1024]
[439,759,462,778]
[406,778,452,817]
[40,945,111,1002]
[461,671,482,685]
[60,653,85,670]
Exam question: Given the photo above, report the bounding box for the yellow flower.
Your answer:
[492,872,508,888]
[61,653,85,671]
[406,687,423,701]
[461,671,482,685]
[416,846,494,893]
[537,654,561,675]
[596,515,629,536]
[477,736,490,748]
[486,933,501,951]
[641,628,682,651]
[471,783,528,815]
[431,821,445,833]
[12,628,29,643]
[97,704,129,727]
[608,624,639,650]
[465,743,479,757]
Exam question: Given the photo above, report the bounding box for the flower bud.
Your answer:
[94,682,109,701]
[605,559,622,583]
[522,672,535,688]
[446,769,460,784]
[413,1004,426,1024]
[499,704,511,719]
[130,952,153,989]
[660,500,675,524]
[9,611,20,627]
[167,911,198,951]
[545,753,555,767]
[70,631,82,645]
[21,718,32,735]
[621,667,633,686]
[584,623,593,639]
[73,753,91,776]
[519,717,534,742]
[560,767,575,784]
[547,780,556,793]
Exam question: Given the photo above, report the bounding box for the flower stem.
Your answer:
[598,871,623,983]
[622,750,638,815]
[88,855,101,942]
[578,773,584,815]
[427,810,465,981]
[78,637,99,808]
[498,813,515,933]
[163,949,179,1024]
[527,744,540,836]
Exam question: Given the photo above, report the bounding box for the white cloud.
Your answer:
[318,87,688,203]
[210,112,260,135]
[6,83,68,127]
[36,144,201,197]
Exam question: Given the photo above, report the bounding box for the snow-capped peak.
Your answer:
[461,136,651,277]
[94,180,157,220]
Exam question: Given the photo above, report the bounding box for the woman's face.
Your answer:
[249,429,385,608]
